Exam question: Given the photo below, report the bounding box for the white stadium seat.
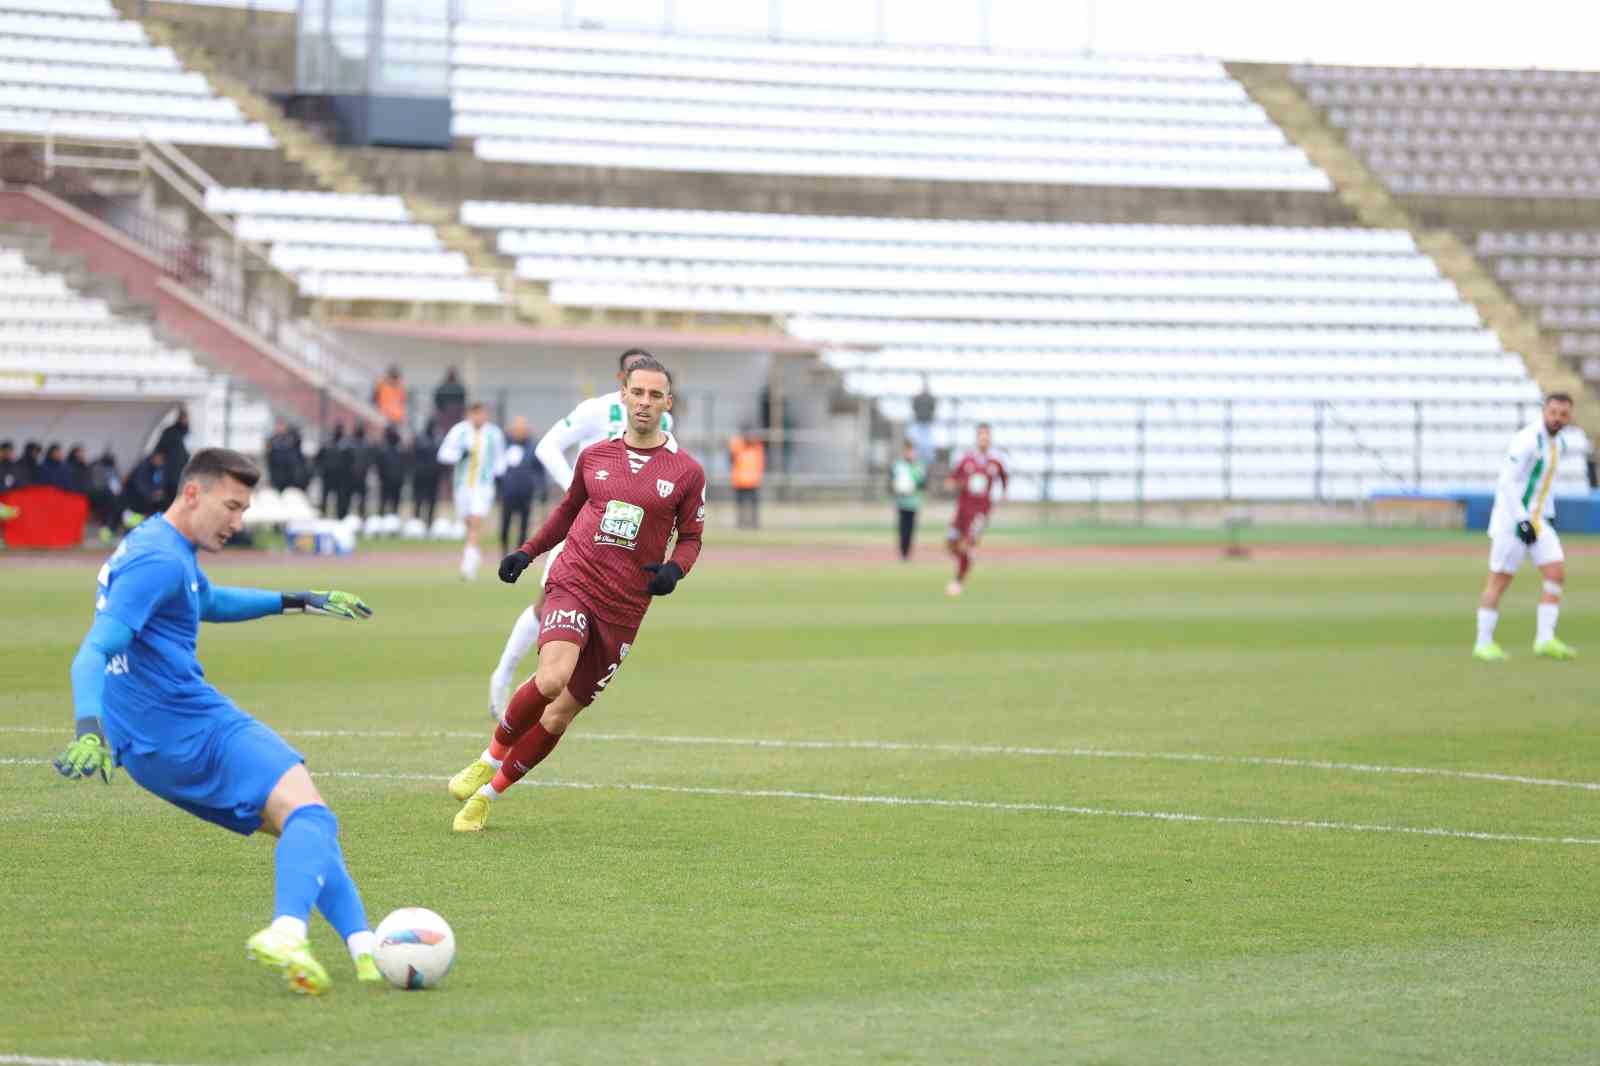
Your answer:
[449,27,1330,190]
[0,8,273,147]
[449,199,1561,502]
[210,189,505,305]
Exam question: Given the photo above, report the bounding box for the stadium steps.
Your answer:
[1230,63,1600,432]
[1418,230,1600,434]
[0,220,152,323]
[1227,62,1407,229]
[126,8,515,323]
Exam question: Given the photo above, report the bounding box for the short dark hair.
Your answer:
[1547,392,1574,406]
[623,355,673,393]
[619,347,654,372]
[179,447,260,489]
[467,401,486,413]
[976,422,992,432]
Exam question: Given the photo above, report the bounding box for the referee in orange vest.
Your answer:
[729,426,766,530]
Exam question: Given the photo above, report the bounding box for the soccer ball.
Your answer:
[373,907,456,989]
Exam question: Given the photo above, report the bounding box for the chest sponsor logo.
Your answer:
[542,607,588,635]
[596,499,646,550]
[106,654,130,676]
[656,478,675,497]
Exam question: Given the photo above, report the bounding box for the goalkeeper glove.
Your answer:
[499,550,532,584]
[282,590,373,620]
[643,562,683,596]
[1515,520,1538,546]
[53,718,113,783]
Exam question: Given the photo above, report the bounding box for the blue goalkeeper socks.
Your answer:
[314,826,370,943]
[273,804,338,926]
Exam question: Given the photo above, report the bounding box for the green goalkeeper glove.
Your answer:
[281,590,374,621]
[53,719,113,783]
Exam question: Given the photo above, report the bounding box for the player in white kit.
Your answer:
[437,402,506,581]
[486,350,673,717]
[1474,392,1578,662]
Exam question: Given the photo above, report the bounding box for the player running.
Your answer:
[485,349,673,719]
[1474,392,1578,661]
[437,401,507,581]
[447,355,705,832]
[944,422,1008,597]
[52,448,378,996]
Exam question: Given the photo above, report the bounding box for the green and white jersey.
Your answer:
[534,390,673,491]
[437,419,507,494]
[891,457,927,511]
[1489,420,1568,538]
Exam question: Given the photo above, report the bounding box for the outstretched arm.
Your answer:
[200,585,372,622]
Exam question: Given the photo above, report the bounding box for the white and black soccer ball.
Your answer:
[373,907,456,989]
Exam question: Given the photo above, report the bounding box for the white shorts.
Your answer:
[453,484,495,519]
[539,539,565,587]
[1489,525,1564,574]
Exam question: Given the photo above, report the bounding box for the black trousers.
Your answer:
[412,481,437,527]
[897,507,919,559]
[735,487,759,529]
[500,493,532,551]
[378,478,403,515]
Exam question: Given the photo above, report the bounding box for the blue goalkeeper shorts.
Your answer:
[120,715,304,836]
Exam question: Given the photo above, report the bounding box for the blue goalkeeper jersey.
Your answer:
[93,515,244,760]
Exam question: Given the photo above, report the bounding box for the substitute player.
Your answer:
[447,355,705,831]
[1474,392,1578,661]
[944,422,1008,596]
[485,349,673,719]
[52,448,378,995]
[437,401,506,581]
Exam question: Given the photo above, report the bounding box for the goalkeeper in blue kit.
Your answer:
[54,447,378,996]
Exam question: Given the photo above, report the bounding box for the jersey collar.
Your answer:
[618,431,678,453]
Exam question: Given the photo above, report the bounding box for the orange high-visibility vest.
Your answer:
[729,436,766,489]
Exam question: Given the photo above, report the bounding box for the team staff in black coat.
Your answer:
[376,425,409,516]
[411,422,442,528]
[496,416,548,552]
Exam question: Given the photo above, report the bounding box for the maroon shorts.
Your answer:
[536,584,641,707]
[947,502,989,544]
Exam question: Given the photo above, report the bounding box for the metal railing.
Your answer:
[2,134,383,410]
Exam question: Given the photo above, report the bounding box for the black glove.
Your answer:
[643,561,683,596]
[1515,520,1538,546]
[499,550,532,584]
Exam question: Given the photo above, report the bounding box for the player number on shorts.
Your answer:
[594,661,620,692]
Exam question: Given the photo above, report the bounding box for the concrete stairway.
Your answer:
[1232,61,1599,436]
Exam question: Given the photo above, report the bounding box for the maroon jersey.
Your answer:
[520,433,705,625]
[952,449,1008,513]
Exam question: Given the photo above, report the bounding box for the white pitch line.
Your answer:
[4,725,1600,793]
[0,1056,193,1066]
[8,757,1591,847]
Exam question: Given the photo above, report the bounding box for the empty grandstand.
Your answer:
[3,0,1595,513]
[0,224,272,458]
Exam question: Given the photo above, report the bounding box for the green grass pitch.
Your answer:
[2,530,1598,1064]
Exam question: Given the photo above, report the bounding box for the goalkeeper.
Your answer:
[53,447,378,997]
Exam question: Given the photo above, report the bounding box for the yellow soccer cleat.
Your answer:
[447,759,496,802]
[246,926,331,996]
[1472,642,1509,662]
[453,794,491,833]
[1534,638,1578,661]
[355,953,383,983]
